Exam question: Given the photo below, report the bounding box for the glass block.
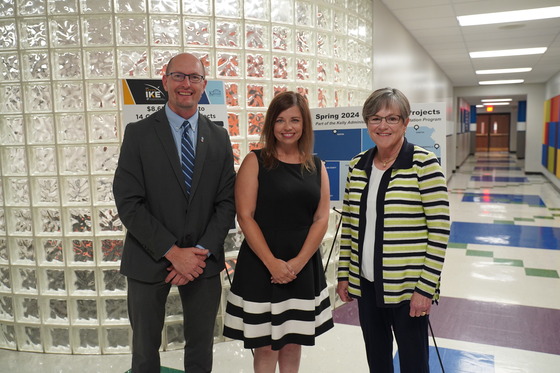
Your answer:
[273,55,291,80]
[104,327,130,353]
[103,298,127,322]
[214,0,240,18]
[29,146,57,175]
[96,209,122,233]
[50,17,80,47]
[317,87,329,108]
[245,0,267,20]
[333,61,343,83]
[82,16,113,46]
[70,239,94,263]
[5,177,30,205]
[0,323,17,349]
[74,327,100,354]
[48,0,78,14]
[67,208,93,234]
[85,49,115,78]
[184,19,211,46]
[316,6,331,30]
[56,114,86,143]
[348,14,358,38]
[317,59,328,82]
[116,16,147,46]
[40,238,64,264]
[91,145,119,174]
[117,48,149,77]
[0,115,24,144]
[21,51,50,81]
[10,238,35,264]
[295,1,313,26]
[0,238,7,264]
[246,53,267,79]
[0,1,15,17]
[89,113,118,141]
[86,81,117,110]
[271,0,293,23]
[227,112,240,137]
[101,269,126,292]
[225,82,240,107]
[150,17,180,45]
[93,176,114,203]
[62,177,90,204]
[272,26,292,52]
[296,30,314,54]
[0,295,14,321]
[0,20,17,49]
[26,115,55,144]
[42,268,66,294]
[296,58,311,81]
[333,11,345,34]
[190,51,211,77]
[296,86,309,100]
[0,266,11,292]
[19,18,48,48]
[7,208,33,235]
[247,112,264,136]
[13,267,38,294]
[80,0,112,13]
[36,208,62,234]
[247,84,265,107]
[53,50,82,79]
[216,52,240,78]
[44,327,71,353]
[245,23,267,49]
[273,85,288,96]
[216,21,240,48]
[317,33,329,56]
[100,238,123,262]
[0,84,23,113]
[74,299,97,323]
[231,142,241,166]
[59,146,88,174]
[53,83,84,112]
[115,0,146,13]
[71,269,96,293]
[183,0,210,15]
[2,148,27,175]
[151,49,180,77]
[24,83,52,112]
[18,0,46,16]
[165,322,184,349]
[16,325,42,352]
[149,0,179,14]
[165,293,182,319]
[31,177,59,205]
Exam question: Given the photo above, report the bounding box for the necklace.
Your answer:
[381,157,395,167]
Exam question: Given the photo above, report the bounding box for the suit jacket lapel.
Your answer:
[153,110,190,199]
[190,116,210,198]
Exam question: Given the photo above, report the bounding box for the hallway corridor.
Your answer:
[1,153,560,372]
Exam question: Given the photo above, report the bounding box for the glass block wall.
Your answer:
[0,0,372,354]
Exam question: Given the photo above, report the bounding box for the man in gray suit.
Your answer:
[113,53,236,373]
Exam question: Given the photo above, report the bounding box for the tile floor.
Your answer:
[1,152,559,372]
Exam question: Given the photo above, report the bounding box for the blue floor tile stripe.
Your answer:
[394,346,494,373]
[461,193,545,207]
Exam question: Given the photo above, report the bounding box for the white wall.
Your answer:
[372,1,456,177]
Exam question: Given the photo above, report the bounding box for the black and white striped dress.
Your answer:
[223,150,333,350]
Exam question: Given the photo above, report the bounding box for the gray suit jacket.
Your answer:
[113,109,236,282]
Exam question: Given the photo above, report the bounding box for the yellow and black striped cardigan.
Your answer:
[337,138,450,305]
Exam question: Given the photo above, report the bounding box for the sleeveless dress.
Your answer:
[223,150,334,350]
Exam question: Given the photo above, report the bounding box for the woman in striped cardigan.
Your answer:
[336,87,450,373]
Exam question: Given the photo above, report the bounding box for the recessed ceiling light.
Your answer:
[479,79,524,85]
[457,6,560,26]
[470,48,547,58]
[482,102,510,106]
[476,68,532,74]
[481,98,512,102]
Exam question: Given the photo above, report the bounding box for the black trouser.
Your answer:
[127,275,222,373]
[357,278,429,373]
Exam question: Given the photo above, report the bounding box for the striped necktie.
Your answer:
[181,121,195,194]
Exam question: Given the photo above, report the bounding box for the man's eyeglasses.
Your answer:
[367,115,402,126]
[166,72,205,83]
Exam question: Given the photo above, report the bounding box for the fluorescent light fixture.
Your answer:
[470,48,546,58]
[482,102,510,106]
[481,98,512,102]
[479,79,524,85]
[457,6,560,26]
[476,105,484,108]
[476,68,532,74]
